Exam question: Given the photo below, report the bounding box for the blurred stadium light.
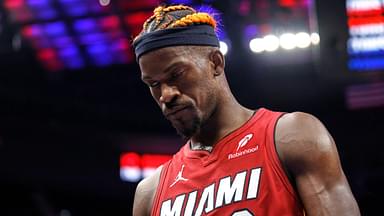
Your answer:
[346,81,384,110]
[120,152,172,182]
[2,0,229,72]
[346,0,384,71]
[1,0,323,71]
[249,31,319,53]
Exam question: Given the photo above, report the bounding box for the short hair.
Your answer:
[133,5,217,42]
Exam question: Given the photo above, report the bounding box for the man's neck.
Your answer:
[190,100,254,151]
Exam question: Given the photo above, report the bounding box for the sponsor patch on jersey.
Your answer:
[228,133,258,160]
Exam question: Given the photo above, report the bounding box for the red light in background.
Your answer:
[238,0,251,16]
[125,12,152,26]
[142,154,172,168]
[348,8,383,17]
[44,59,63,72]
[120,152,141,167]
[117,0,159,10]
[120,152,141,182]
[37,49,63,71]
[278,0,296,7]
[21,25,42,38]
[120,152,172,182]
[4,0,24,9]
[117,39,129,50]
[9,6,33,23]
[37,48,56,60]
[348,16,384,27]
[124,12,152,36]
[99,15,120,30]
[120,152,172,169]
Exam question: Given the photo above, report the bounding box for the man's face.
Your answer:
[139,46,218,138]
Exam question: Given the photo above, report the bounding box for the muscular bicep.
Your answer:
[276,112,360,216]
[292,134,357,215]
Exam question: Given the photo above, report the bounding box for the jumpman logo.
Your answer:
[170,164,188,188]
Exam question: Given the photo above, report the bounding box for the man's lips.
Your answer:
[164,106,189,117]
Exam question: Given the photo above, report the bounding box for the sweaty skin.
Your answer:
[133,46,360,216]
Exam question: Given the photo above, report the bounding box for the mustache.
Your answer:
[162,102,192,117]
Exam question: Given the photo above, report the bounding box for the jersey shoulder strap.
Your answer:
[151,159,172,216]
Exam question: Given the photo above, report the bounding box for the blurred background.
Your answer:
[0,0,383,215]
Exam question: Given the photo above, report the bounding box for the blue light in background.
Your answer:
[73,18,98,33]
[216,28,228,41]
[35,7,58,20]
[167,0,194,4]
[79,33,105,45]
[114,53,130,64]
[63,57,85,69]
[87,43,108,54]
[90,0,111,13]
[62,2,88,17]
[197,5,224,35]
[44,21,67,37]
[110,38,131,64]
[349,57,384,71]
[92,56,113,66]
[65,57,85,69]
[111,39,128,51]
[52,36,74,48]
[87,43,113,66]
[58,0,79,2]
[27,0,51,8]
[197,4,218,14]
[59,46,80,57]
[58,46,84,69]
[33,37,52,48]
[243,24,259,40]
[348,50,384,56]
[193,4,225,39]
[22,24,43,38]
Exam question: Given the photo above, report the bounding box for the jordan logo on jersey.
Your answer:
[170,164,188,188]
[160,168,262,216]
[228,133,258,160]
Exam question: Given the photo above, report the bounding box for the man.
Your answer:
[132,4,360,216]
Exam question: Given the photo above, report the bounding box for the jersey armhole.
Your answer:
[150,160,172,216]
[266,112,298,199]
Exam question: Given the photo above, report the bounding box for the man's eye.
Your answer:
[150,81,160,88]
[170,70,183,81]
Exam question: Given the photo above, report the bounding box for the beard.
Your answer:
[163,87,217,140]
[168,107,203,139]
[174,113,202,139]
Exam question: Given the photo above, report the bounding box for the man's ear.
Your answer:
[209,49,225,76]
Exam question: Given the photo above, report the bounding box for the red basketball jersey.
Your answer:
[151,108,305,216]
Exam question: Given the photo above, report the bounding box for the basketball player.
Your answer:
[132,5,360,216]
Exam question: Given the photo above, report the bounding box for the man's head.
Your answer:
[133,5,227,138]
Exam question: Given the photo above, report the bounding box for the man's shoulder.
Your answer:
[256,109,321,135]
[136,164,164,196]
[274,111,335,171]
[276,111,329,141]
[133,165,164,216]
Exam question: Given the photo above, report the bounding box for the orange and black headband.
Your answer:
[133,25,220,60]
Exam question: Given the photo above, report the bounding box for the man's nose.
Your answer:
[159,83,180,105]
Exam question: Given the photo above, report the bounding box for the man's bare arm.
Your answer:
[133,165,162,216]
[276,112,360,216]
